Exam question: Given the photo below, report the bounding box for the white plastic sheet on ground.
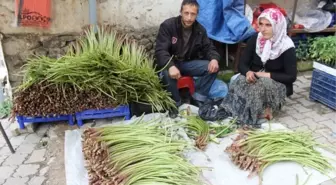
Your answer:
[64,129,88,185]
[186,123,336,185]
[64,104,336,185]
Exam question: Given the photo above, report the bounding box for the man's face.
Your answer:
[181,4,198,28]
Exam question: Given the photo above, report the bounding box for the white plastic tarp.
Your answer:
[64,105,336,185]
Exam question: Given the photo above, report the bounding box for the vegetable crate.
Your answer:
[75,105,131,127]
[16,114,74,130]
[309,63,336,110]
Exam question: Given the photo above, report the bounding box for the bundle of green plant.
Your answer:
[183,116,238,150]
[16,26,174,112]
[82,121,202,185]
[0,99,12,117]
[209,118,237,138]
[183,116,210,150]
[296,40,312,62]
[12,82,117,117]
[309,36,336,68]
[225,130,335,184]
[296,40,314,72]
[16,56,57,92]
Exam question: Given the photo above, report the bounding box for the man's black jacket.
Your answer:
[155,16,221,70]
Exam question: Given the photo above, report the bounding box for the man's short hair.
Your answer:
[180,0,199,12]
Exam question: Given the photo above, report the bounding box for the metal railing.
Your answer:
[0,121,15,154]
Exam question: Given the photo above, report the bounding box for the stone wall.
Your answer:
[2,27,159,87]
[1,0,176,87]
[0,0,179,34]
[127,27,159,57]
[2,34,78,87]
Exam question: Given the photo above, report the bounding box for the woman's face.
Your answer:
[259,18,273,39]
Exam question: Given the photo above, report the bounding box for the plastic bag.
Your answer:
[287,0,332,32]
[209,79,228,98]
[322,1,336,12]
[198,98,230,121]
[194,78,228,99]
[245,4,253,24]
[329,13,335,27]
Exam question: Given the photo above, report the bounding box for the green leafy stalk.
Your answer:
[82,120,203,185]
[225,130,336,185]
[183,116,210,150]
[15,26,175,113]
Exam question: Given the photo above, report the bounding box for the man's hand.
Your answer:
[168,66,181,79]
[208,59,219,73]
[256,72,271,78]
[246,71,257,83]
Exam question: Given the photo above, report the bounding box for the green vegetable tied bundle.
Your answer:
[82,120,202,185]
[184,116,236,151]
[17,26,175,112]
[225,130,336,185]
[184,116,210,150]
[0,99,12,118]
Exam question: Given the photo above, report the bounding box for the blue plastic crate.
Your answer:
[309,69,336,110]
[75,105,131,127]
[16,114,74,130]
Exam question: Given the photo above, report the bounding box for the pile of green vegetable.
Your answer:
[309,36,336,68]
[296,40,314,72]
[13,26,174,116]
[82,119,202,185]
[225,130,335,184]
[296,36,336,70]
[0,99,12,118]
[183,116,236,150]
[184,116,210,150]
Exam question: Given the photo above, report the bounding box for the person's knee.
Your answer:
[160,70,171,79]
[209,70,218,78]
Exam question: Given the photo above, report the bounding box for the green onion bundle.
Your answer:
[182,116,237,150]
[16,26,175,113]
[17,56,57,91]
[184,116,210,150]
[0,99,12,117]
[225,130,336,184]
[209,118,237,138]
[82,121,202,185]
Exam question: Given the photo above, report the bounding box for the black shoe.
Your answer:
[190,98,204,108]
[168,108,179,118]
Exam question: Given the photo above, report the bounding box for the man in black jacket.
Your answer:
[155,0,221,117]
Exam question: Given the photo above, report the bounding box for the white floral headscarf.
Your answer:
[256,8,295,64]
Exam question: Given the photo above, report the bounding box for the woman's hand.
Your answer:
[256,72,271,78]
[246,71,257,83]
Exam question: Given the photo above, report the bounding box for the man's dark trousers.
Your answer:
[161,60,217,107]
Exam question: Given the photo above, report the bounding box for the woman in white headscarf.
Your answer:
[221,8,297,127]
